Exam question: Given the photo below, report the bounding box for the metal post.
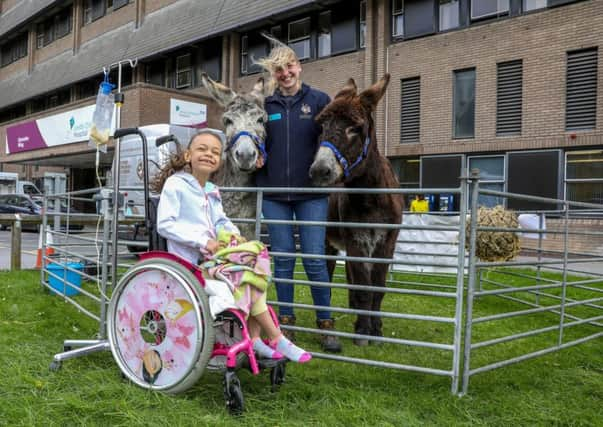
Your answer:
[461,169,480,395]
[254,190,263,241]
[535,213,544,305]
[558,202,570,346]
[107,59,136,295]
[40,197,48,284]
[451,174,469,394]
[99,197,112,339]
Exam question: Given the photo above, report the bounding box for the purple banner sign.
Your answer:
[6,120,47,154]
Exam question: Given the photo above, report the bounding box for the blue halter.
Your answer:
[227,131,268,162]
[320,136,371,178]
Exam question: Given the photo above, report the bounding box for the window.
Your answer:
[330,3,358,55]
[392,0,404,37]
[565,150,603,207]
[318,12,331,58]
[523,0,546,11]
[1,32,28,67]
[112,0,129,10]
[83,0,127,24]
[453,68,476,139]
[508,150,560,210]
[288,17,311,60]
[400,77,420,144]
[404,0,436,38]
[240,35,248,74]
[176,54,192,89]
[471,0,510,20]
[196,39,222,82]
[391,157,420,188]
[468,156,505,207]
[83,0,106,24]
[439,0,459,31]
[566,48,598,131]
[270,25,282,41]
[36,7,72,48]
[360,1,367,48]
[77,79,97,99]
[496,59,523,136]
[239,33,267,75]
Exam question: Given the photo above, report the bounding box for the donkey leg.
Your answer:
[368,263,389,343]
[347,261,373,346]
[325,243,338,282]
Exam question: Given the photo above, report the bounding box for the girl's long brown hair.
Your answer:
[150,138,191,193]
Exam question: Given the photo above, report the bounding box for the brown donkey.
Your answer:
[309,74,403,346]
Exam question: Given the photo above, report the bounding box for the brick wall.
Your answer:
[34,33,73,66]
[385,0,603,158]
[80,2,136,45]
[520,218,603,256]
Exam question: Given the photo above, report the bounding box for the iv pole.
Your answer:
[50,58,138,370]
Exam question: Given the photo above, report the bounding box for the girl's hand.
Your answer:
[205,239,220,254]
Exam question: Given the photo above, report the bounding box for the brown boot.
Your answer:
[278,315,296,342]
[317,319,342,353]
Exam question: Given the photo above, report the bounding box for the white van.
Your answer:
[117,124,198,217]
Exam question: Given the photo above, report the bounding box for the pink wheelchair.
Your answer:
[105,128,286,414]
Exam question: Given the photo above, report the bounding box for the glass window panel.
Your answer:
[360,0,367,22]
[566,182,603,205]
[270,25,282,40]
[318,12,331,57]
[439,0,459,31]
[472,0,509,19]
[566,150,603,180]
[523,0,546,11]
[289,39,310,60]
[360,23,366,48]
[453,69,476,138]
[288,18,311,41]
[393,0,404,13]
[476,183,505,207]
[393,14,404,37]
[469,157,504,180]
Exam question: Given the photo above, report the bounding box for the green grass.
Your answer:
[1,267,602,426]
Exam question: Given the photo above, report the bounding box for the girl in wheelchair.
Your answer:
[153,128,311,364]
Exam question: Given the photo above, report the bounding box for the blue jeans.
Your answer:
[262,197,331,320]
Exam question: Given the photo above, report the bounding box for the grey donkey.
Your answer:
[200,73,267,240]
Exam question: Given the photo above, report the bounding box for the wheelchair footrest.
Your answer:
[257,357,288,370]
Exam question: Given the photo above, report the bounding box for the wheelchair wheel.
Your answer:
[107,257,215,394]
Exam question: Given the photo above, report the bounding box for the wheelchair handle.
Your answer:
[156,134,181,147]
[113,127,141,139]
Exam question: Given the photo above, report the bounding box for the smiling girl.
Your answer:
[153,128,311,363]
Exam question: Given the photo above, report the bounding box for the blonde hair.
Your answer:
[253,33,300,95]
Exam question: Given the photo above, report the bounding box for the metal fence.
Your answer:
[40,171,603,394]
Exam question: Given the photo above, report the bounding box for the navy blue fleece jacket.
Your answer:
[255,83,330,201]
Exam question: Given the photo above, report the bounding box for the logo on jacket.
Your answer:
[301,103,311,114]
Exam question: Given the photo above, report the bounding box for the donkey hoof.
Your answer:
[353,338,370,346]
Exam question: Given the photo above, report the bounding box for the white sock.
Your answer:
[253,338,283,360]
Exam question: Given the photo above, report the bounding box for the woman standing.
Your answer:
[254,36,341,353]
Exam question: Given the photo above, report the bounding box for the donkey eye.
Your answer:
[346,126,363,138]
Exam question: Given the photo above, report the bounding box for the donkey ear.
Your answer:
[334,78,358,99]
[201,72,236,107]
[359,74,390,110]
[250,77,266,102]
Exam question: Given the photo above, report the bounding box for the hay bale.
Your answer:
[466,205,521,262]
